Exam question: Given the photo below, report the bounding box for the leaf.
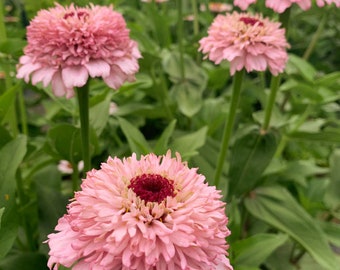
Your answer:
[0,252,48,270]
[0,208,4,229]
[244,186,339,270]
[325,149,340,209]
[154,119,176,155]
[169,126,208,160]
[45,124,83,162]
[170,82,203,117]
[315,71,340,88]
[228,128,278,196]
[118,117,152,156]
[0,83,20,122]
[89,90,113,136]
[286,54,316,81]
[288,131,340,143]
[233,233,288,267]
[0,136,27,258]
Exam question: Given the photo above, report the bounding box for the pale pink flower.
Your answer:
[233,0,257,10]
[17,4,141,99]
[265,0,311,13]
[47,152,232,270]
[58,160,84,174]
[109,102,118,115]
[141,0,169,3]
[199,12,290,76]
[200,3,233,13]
[316,0,340,7]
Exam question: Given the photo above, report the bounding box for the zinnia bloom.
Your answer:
[17,4,141,98]
[316,0,340,7]
[234,0,340,12]
[200,3,233,13]
[47,152,232,270]
[199,12,290,75]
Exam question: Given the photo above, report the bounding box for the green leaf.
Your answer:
[286,54,316,81]
[288,131,340,143]
[233,233,288,267]
[154,119,176,155]
[228,128,278,196]
[0,83,20,122]
[46,124,83,163]
[118,117,152,156]
[170,82,203,117]
[89,90,113,136]
[244,186,339,270]
[0,208,4,229]
[169,126,208,160]
[315,71,340,87]
[0,252,48,270]
[325,149,340,209]
[0,136,27,258]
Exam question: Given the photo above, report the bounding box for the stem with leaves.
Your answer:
[214,69,244,188]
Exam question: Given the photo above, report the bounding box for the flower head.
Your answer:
[199,12,290,75]
[58,160,84,175]
[234,0,340,12]
[47,152,232,270]
[200,3,233,13]
[316,0,340,7]
[17,3,141,98]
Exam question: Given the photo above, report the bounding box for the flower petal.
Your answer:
[61,66,89,88]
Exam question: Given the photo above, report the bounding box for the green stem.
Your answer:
[18,86,28,135]
[177,0,185,81]
[214,70,244,187]
[262,75,281,132]
[71,161,80,192]
[191,0,199,37]
[76,84,91,179]
[0,0,7,41]
[303,11,328,61]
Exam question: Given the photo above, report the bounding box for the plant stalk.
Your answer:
[214,70,244,187]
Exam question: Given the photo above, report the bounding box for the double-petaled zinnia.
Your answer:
[47,152,233,270]
[234,0,339,13]
[199,12,290,76]
[16,3,141,98]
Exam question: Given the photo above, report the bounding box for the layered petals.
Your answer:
[47,152,232,270]
[199,12,290,75]
[16,3,141,98]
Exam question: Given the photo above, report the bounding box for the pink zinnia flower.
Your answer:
[200,3,233,13]
[265,0,311,13]
[47,152,232,270]
[316,0,340,7]
[199,12,290,75]
[233,0,257,10]
[17,4,141,99]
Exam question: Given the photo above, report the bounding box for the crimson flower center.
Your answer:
[239,17,263,26]
[63,11,89,20]
[128,174,175,203]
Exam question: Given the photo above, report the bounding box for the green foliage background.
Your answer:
[0,0,340,269]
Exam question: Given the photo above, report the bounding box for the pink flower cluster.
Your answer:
[199,12,290,75]
[17,4,141,98]
[47,152,232,270]
[234,0,340,13]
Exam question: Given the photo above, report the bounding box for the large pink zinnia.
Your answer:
[17,4,141,98]
[47,152,232,270]
[199,12,290,76]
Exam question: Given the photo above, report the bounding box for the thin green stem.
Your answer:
[262,75,281,132]
[0,0,7,41]
[71,162,80,192]
[177,0,185,81]
[76,84,91,179]
[303,11,328,61]
[18,86,28,135]
[191,0,199,37]
[214,70,244,187]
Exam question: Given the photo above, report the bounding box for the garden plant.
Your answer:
[0,0,340,269]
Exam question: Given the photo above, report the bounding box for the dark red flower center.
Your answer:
[239,17,263,26]
[63,11,89,20]
[128,174,175,203]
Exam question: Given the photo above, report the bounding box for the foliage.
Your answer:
[0,0,340,269]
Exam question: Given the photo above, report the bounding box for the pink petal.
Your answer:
[31,67,57,87]
[61,66,89,88]
[84,60,110,78]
